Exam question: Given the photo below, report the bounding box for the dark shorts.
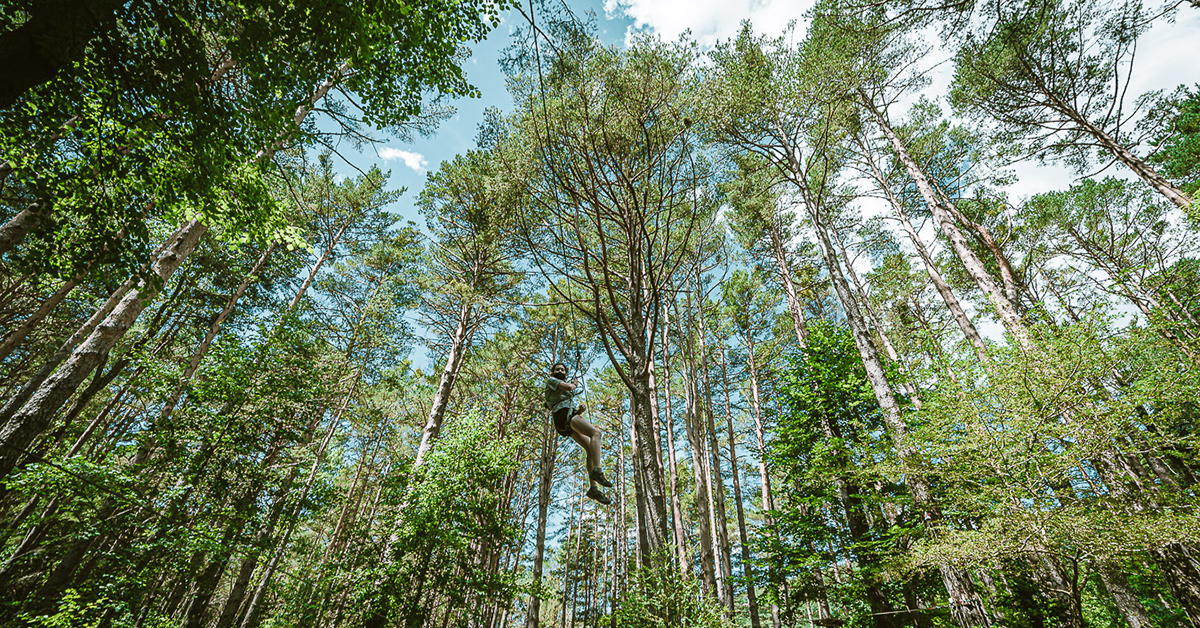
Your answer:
[552,407,576,437]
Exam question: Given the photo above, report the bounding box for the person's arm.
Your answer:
[547,376,577,392]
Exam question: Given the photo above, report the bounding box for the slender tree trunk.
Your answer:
[831,225,922,407]
[803,175,991,626]
[680,321,718,596]
[1065,100,1193,211]
[1152,545,1200,626]
[0,261,148,430]
[526,422,557,628]
[561,489,584,628]
[213,477,293,628]
[818,405,897,627]
[744,336,783,628]
[413,303,474,470]
[617,410,628,600]
[856,137,989,363]
[719,348,762,628]
[861,92,1031,350]
[744,341,773,517]
[940,194,1021,307]
[630,406,647,570]
[695,282,734,610]
[768,226,809,348]
[0,221,207,481]
[659,306,689,573]
[0,274,79,363]
[287,225,346,312]
[629,359,669,565]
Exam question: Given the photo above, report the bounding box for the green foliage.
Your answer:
[367,411,523,626]
[0,0,509,283]
[1149,84,1200,197]
[608,557,731,628]
[765,321,923,626]
[20,589,103,628]
[911,316,1200,573]
[949,0,1153,170]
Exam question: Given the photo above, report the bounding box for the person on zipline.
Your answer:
[546,362,613,505]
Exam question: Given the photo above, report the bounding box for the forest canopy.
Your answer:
[0,0,1198,627]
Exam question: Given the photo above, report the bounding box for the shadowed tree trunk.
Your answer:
[0,0,124,108]
[525,422,558,628]
[719,347,762,628]
[695,278,734,610]
[0,221,207,482]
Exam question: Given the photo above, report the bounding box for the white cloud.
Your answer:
[378,147,428,172]
[604,0,814,48]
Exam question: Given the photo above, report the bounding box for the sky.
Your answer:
[328,0,1200,352]
[348,0,1200,227]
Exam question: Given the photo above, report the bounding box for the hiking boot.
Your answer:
[590,467,613,488]
[586,487,612,505]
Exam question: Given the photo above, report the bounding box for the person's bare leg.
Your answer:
[569,430,599,488]
[569,415,602,475]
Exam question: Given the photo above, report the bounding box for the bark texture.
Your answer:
[0,221,207,481]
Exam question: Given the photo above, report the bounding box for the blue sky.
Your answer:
[325,0,1200,353]
[332,0,637,229]
[342,0,1200,230]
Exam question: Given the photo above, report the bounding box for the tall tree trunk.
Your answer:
[855,137,990,363]
[629,359,669,566]
[629,405,647,570]
[696,281,734,610]
[816,397,897,627]
[831,225,922,407]
[744,335,783,628]
[213,474,295,628]
[240,377,357,628]
[679,317,718,596]
[940,194,1021,307]
[862,93,1030,350]
[1152,545,1200,626]
[287,224,347,312]
[1059,98,1193,211]
[525,422,557,628]
[617,410,628,599]
[803,178,992,626]
[659,306,689,573]
[0,241,157,430]
[0,220,207,481]
[183,439,285,628]
[413,303,474,470]
[719,348,762,628]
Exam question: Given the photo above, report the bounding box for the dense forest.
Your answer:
[1,0,1198,626]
